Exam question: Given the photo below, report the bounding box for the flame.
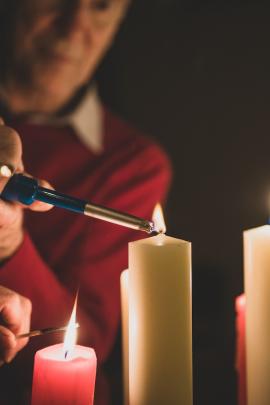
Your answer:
[152,203,166,234]
[63,294,78,359]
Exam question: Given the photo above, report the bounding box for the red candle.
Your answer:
[31,343,96,405]
[235,294,246,405]
[31,297,97,405]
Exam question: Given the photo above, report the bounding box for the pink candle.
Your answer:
[31,343,96,405]
[32,297,96,404]
[235,294,246,405]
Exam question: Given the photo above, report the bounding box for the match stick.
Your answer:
[16,323,80,339]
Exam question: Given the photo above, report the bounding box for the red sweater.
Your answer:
[0,107,171,402]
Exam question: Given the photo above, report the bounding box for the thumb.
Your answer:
[0,118,14,179]
[0,118,24,192]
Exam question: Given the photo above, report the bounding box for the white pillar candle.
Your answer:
[120,269,129,405]
[244,225,270,405]
[129,233,193,405]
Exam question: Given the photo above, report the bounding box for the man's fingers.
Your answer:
[28,179,54,212]
[0,325,16,363]
[0,199,22,227]
[12,296,31,353]
[0,288,31,362]
[0,118,23,167]
[0,117,14,192]
[0,118,23,193]
[0,120,52,212]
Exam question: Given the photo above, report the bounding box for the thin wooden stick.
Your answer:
[16,323,79,339]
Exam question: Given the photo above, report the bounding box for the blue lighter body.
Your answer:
[2,174,87,213]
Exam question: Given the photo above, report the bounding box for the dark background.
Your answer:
[97,1,270,404]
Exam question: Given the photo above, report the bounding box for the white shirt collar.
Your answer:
[68,86,103,153]
[28,86,103,154]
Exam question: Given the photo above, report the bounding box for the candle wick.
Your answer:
[151,229,166,236]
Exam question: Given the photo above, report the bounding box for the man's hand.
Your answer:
[0,286,32,365]
[0,118,53,261]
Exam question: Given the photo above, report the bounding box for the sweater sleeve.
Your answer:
[0,140,172,366]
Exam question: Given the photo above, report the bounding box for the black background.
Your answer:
[97,1,270,404]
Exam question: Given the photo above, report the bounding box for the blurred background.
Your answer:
[97,1,270,404]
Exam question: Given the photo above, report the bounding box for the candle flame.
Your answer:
[63,294,78,359]
[152,203,166,234]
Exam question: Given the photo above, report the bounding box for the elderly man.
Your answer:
[0,0,171,402]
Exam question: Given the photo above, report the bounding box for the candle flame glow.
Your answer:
[152,203,166,234]
[63,294,78,359]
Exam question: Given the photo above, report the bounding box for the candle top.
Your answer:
[244,224,270,238]
[130,233,190,247]
[36,343,96,362]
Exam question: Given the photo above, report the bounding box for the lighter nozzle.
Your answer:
[139,220,156,234]
[84,203,155,233]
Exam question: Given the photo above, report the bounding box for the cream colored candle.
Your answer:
[244,225,270,405]
[120,270,129,405]
[129,233,193,405]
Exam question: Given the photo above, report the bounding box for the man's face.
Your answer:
[8,0,129,109]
